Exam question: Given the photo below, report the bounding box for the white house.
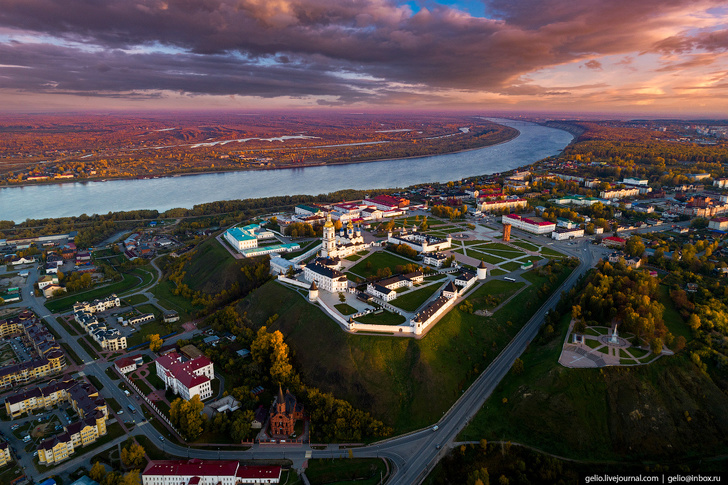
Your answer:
[303,262,348,293]
[156,353,215,401]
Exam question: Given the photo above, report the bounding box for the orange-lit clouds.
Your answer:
[0,0,726,114]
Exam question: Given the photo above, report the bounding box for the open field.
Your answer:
[306,458,388,485]
[391,284,442,311]
[354,310,406,326]
[45,273,139,312]
[348,251,416,279]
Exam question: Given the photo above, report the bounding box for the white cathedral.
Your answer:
[320,212,368,259]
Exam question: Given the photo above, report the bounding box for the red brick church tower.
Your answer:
[269,385,304,437]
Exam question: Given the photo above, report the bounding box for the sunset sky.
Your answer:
[1,0,727,115]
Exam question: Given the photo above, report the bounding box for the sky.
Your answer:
[0,0,727,116]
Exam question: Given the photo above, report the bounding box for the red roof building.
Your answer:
[155,352,215,401]
[363,194,410,210]
[501,214,556,234]
[142,459,282,484]
[602,236,626,248]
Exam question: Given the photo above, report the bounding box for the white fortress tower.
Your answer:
[320,213,337,258]
[477,260,487,280]
[308,281,319,302]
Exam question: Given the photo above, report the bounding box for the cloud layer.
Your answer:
[0,0,727,112]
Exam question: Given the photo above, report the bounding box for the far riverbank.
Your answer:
[1,125,520,189]
[0,119,573,222]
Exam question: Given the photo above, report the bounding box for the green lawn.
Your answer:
[335,304,357,316]
[489,268,507,276]
[482,242,517,251]
[306,458,388,485]
[45,273,140,312]
[78,338,99,358]
[127,320,172,346]
[479,248,526,259]
[87,374,104,391]
[345,254,362,262]
[354,310,406,326]
[151,280,202,318]
[466,279,525,312]
[540,247,565,257]
[136,303,163,318]
[124,294,149,305]
[132,377,153,396]
[60,342,82,365]
[585,339,600,349]
[511,240,540,252]
[463,240,490,246]
[127,266,157,292]
[658,285,692,342]
[147,373,165,390]
[391,284,442,312]
[499,262,522,271]
[348,252,416,279]
[466,250,504,264]
[629,347,649,358]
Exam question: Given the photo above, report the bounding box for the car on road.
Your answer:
[432,425,439,432]
[158,436,164,442]
[118,410,124,415]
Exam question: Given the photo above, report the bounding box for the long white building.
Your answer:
[478,198,528,213]
[142,460,282,485]
[387,229,451,253]
[600,188,640,199]
[501,214,556,234]
[156,353,215,401]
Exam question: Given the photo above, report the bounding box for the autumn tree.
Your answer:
[147,334,163,352]
[511,358,524,375]
[170,395,206,441]
[90,461,107,482]
[121,439,146,468]
[121,471,141,485]
[625,235,645,258]
[650,337,663,355]
[101,472,122,485]
[688,313,701,331]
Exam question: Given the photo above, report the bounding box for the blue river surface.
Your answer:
[0,119,573,222]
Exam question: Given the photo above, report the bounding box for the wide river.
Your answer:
[0,119,573,222]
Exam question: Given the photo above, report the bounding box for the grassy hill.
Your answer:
[181,237,264,295]
[237,263,573,433]
[459,308,728,461]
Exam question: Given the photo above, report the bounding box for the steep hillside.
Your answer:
[237,262,573,433]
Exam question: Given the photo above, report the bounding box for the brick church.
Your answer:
[269,386,304,437]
